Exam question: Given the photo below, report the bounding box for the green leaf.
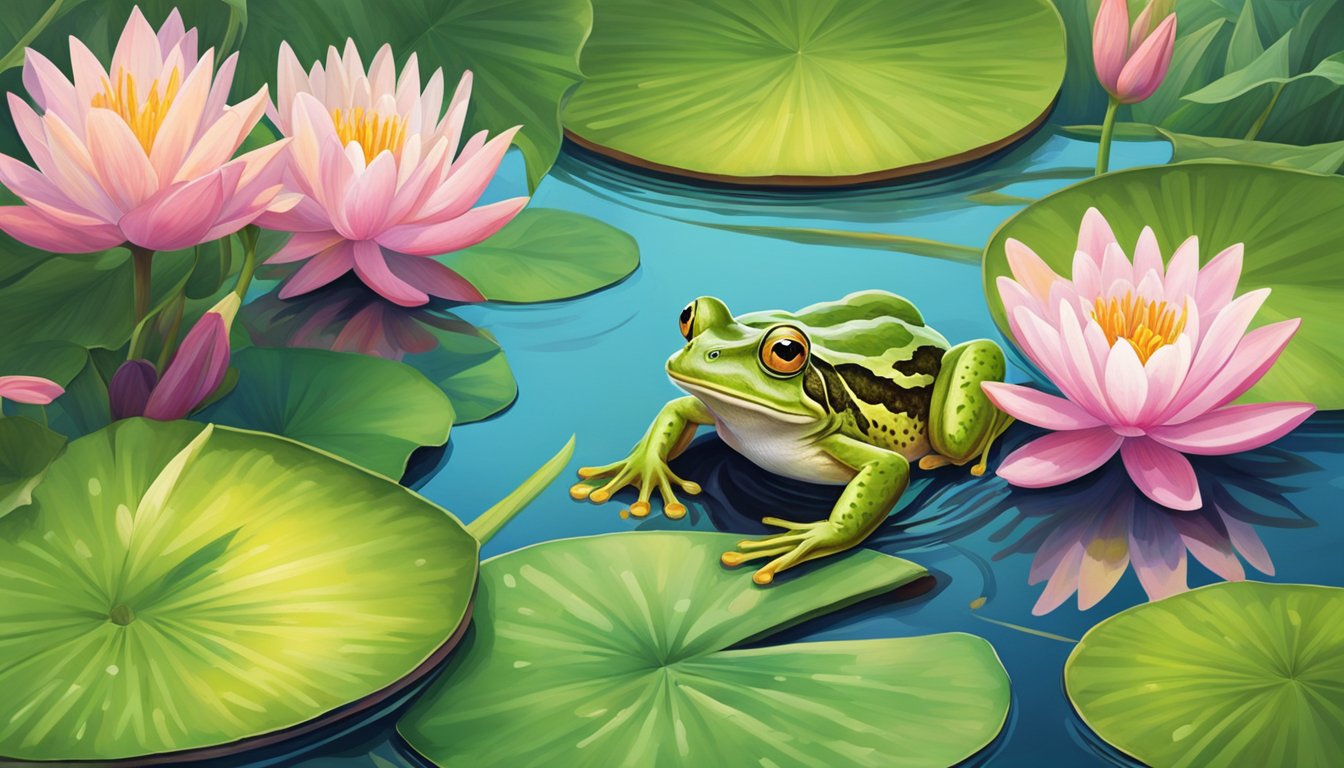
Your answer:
[445,209,639,303]
[406,323,517,424]
[564,0,1065,183]
[239,0,591,190]
[0,416,64,519]
[399,531,1010,768]
[1066,582,1344,768]
[0,419,478,763]
[1159,128,1344,173]
[465,435,574,543]
[1225,0,1264,72]
[1184,38,1344,104]
[196,347,454,478]
[982,162,1344,408]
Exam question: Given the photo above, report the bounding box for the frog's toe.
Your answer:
[665,502,687,519]
[721,545,791,568]
[918,454,955,470]
[760,516,824,532]
[630,500,651,517]
[736,533,806,551]
[569,483,594,500]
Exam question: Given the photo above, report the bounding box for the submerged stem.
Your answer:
[131,246,155,324]
[467,436,576,544]
[1095,98,1120,175]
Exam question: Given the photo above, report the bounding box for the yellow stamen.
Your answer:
[1091,292,1188,363]
[330,107,407,165]
[90,67,182,154]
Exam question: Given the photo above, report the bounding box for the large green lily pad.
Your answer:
[196,347,454,478]
[983,162,1344,409]
[563,0,1065,184]
[399,531,1010,767]
[1066,582,1344,768]
[0,419,478,763]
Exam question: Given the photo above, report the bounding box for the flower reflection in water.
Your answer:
[991,438,1319,615]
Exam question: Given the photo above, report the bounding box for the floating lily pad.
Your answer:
[983,162,1344,409]
[399,531,1010,767]
[0,416,65,519]
[563,0,1065,183]
[1065,582,1344,768]
[0,419,478,763]
[444,209,639,303]
[197,346,454,478]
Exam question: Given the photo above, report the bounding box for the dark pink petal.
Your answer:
[383,251,485,303]
[980,382,1102,430]
[1120,437,1200,510]
[279,241,356,299]
[377,196,526,257]
[108,359,158,420]
[144,312,231,421]
[997,427,1123,488]
[268,231,346,265]
[351,240,429,307]
[0,375,65,405]
[0,205,124,253]
[1115,13,1177,103]
[119,171,227,251]
[1149,402,1315,456]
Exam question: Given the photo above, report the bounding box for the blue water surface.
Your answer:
[290,133,1344,767]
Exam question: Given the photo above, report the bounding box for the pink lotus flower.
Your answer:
[0,375,63,405]
[0,8,295,254]
[259,41,525,307]
[1093,0,1177,104]
[983,207,1315,511]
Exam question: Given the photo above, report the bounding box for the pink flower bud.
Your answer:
[0,375,64,405]
[108,360,159,420]
[1092,0,1178,104]
[143,294,240,421]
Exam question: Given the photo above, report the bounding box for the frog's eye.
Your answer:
[760,326,810,376]
[678,302,696,341]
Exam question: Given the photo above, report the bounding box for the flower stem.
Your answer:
[155,293,186,371]
[1095,98,1120,175]
[0,0,65,74]
[233,226,260,300]
[131,246,154,324]
[1244,83,1284,141]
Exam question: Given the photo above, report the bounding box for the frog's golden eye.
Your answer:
[760,326,810,376]
[678,302,696,341]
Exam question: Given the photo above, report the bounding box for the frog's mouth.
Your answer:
[667,371,818,424]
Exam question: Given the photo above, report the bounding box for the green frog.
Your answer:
[571,291,1013,585]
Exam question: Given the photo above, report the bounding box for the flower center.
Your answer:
[90,67,182,154]
[330,107,407,165]
[1092,292,1188,363]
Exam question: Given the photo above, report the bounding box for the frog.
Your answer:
[570,290,1014,585]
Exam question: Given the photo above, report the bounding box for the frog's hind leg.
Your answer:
[921,339,1014,477]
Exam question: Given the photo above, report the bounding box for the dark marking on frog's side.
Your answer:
[836,363,933,419]
[811,359,870,433]
[893,345,943,378]
[802,364,827,408]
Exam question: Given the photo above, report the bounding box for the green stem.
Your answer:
[218,6,243,65]
[467,436,575,544]
[154,294,186,371]
[1095,98,1120,175]
[1244,84,1284,141]
[0,0,65,74]
[233,227,260,299]
[131,246,155,324]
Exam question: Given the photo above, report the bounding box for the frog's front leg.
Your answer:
[722,435,908,585]
[570,396,713,520]
[919,339,1014,476]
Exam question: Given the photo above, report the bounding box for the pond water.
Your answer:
[288,132,1344,767]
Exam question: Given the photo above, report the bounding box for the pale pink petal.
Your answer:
[1167,318,1299,423]
[416,127,520,224]
[1092,0,1131,94]
[1129,1,1155,52]
[111,6,164,87]
[0,152,105,226]
[85,109,160,211]
[1115,14,1177,103]
[40,112,120,221]
[68,37,110,114]
[255,193,335,233]
[156,8,187,55]
[1099,243,1133,294]
[394,52,422,116]
[269,231,346,264]
[998,276,1043,327]
[424,68,451,141]
[1071,249,1103,300]
[368,44,396,100]
[997,427,1123,488]
[119,172,226,251]
[1058,302,1114,420]
[9,94,54,170]
[0,205,123,253]
[1131,226,1164,282]
[1193,243,1243,318]
[342,150,397,239]
[202,52,239,133]
[1135,269,1164,302]
[981,382,1102,431]
[0,375,65,405]
[1005,238,1060,304]
[1150,402,1314,456]
[279,241,356,298]
[271,42,309,134]
[1162,234,1199,304]
[352,240,429,306]
[1222,514,1274,576]
[376,196,526,257]
[1181,287,1269,395]
[1014,305,1085,404]
[22,49,80,124]
[1103,338,1149,426]
[1120,437,1200,510]
[389,137,451,223]
[1077,502,1132,610]
[1077,207,1118,265]
[1136,335,1190,424]
[1128,506,1188,600]
[1032,539,1086,615]
[148,52,215,181]
[174,86,268,182]
[383,251,485,303]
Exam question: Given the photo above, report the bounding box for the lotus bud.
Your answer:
[108,360,159,420]
[143,293,240,421]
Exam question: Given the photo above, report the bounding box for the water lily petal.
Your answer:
[1171,513,1245,583]
[0,152,105,226]
[0,375,65,405]
[1103,338,1148,425]
[417,127,520,224]
[1077,207,1118,265]
[981,382,1103,430]
[41,112,120,221]
[1128,503,1188,599]
[270,231,347,264]
[342,150,398,239]
[1005,238,1060,304]
[352,239,429,306]
[1222,513,1274,576]
[280,240,356,299]
[997,427,1124,488]
[1136,334,1190,424]
[1180,287,1269,397]
[1070,249,1102,300]
[383,251,486,303]
[1162,231,1199,305]
[22,49,79,125]
[1058,302,1114,420]
[1099,242,1132,295]
[1167,318,1299,423]
[1120,437,1200,510]
[1193,243,1243,319]
[1150,402,1314,456]
[1115,14,1177,103]
[85,108,160,211]
[111,6,164,89]
[120,171,226,251]
[1091,0,1131,94]
[377,196,527,257]
[149,51,216,182]
[1077,502,1132,610]
[0,205,124,252]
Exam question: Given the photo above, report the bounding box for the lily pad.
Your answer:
[444,209,639,303]
[0,419,478,763]
[0,416,65,519]
[1065,582,1344,768]
[196,347,454,478]
[563,0,1065,184]
[983,162,1344,409]
[399,531,1011,768]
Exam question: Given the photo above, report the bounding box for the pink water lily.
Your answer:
[984,208,1315,511]
[1093,0,1177,104]
[258,40,526,307]
[0,7,295,254]
[0,375,64,405]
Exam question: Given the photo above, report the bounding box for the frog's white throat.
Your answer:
[668,374,815,426]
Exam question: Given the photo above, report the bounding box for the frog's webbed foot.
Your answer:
[570,454,701,520]
[721,517,853,586]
